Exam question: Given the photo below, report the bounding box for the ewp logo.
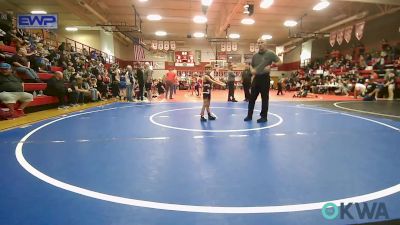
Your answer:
[17,14,58,29]
[321,202,389,220]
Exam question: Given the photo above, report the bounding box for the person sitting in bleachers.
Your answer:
[11,46,42,82]
[44,71,69,109]
[69,75,90,105]
[0,63,33,118]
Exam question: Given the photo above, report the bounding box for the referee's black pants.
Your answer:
[247,75,270,118]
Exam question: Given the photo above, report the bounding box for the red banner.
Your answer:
[344,26,353,43]
[329,31,336,47]
[336,29,344,46]
[355,21,365,40]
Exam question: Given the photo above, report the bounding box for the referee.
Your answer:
[244,38,281,123]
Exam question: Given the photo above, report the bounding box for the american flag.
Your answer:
[133,38,145,61]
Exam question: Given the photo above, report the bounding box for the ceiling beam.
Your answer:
[216,0,247,37]
[334,0,400,6]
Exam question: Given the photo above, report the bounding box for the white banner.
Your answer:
[221,42,226,52]
[232,42,237,51]
[355,21,365,41]
[151,40,157,50]
[250,43,255,52]
[344,25,353,43]
[158,41,164,50]
[170,41,176,50]
[164,41,170,50]
[226,42,232,52]
[329,31,336,47]
[336,29,344,46]
[276,46,284,62]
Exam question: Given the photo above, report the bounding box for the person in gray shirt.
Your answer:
[226,64,237,102]
[244,38,281,123]
[143,62,153,102]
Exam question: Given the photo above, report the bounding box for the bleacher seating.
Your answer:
[0,45,16,54]
[38,73,54,80]
[50,66,63,72]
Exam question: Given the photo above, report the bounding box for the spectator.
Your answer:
[386,71,396,100]
[164,69,176,99]
[125,65,135,102]
[143,62,153,102]
[44,71,69,109]
[0,63,33,118]
[135,64,144,101]
[226,64,237,102]
[241,63,252,101]
[11,46,42,82]
[70,76,90,105]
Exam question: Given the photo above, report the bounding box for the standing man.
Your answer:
[226,64,237,102]
[164,69,176,99]
[241,63,252,101]
[135,63,144,101]
[143,62,153,102]
[244,38,281,123]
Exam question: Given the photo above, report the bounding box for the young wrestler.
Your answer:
[200,64,226,122]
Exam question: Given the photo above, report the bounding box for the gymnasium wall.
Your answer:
[312,12,400,58]
[58,30,101,50]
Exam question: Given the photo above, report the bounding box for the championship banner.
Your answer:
[250,43,255,52]
[329,31,336,47]
[276,46,284,62]
[157,41,163,50]
[344,25,353,43]
[170,41,176,50]
[151,40,157,50]
[221,42,226,52]
[232,42,237,51]
[226,42,232,52]
[336,29,344,46]
[254,44,259,53]
[163,41,170,50]
[355,21,365,41]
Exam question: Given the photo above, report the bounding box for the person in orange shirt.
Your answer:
[164,69,176,99]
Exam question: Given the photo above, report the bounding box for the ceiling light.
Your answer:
[155,31,167,36]
[241,18,255,25]
[193,32,205,38]
[147,14,162,21]
[201,0,213,6]
[261,34,272,40]
[31,10,47,14]
[313,0,330,11]
[260,0,274,9]
[284,20,297,27]
[65,27,78,32]
[193,15,207,24]
[138,0,148,2]
[229,33,240,39]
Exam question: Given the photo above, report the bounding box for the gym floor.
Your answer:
[0,91,399,225]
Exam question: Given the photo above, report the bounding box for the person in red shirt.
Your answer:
[164,69,176,99]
